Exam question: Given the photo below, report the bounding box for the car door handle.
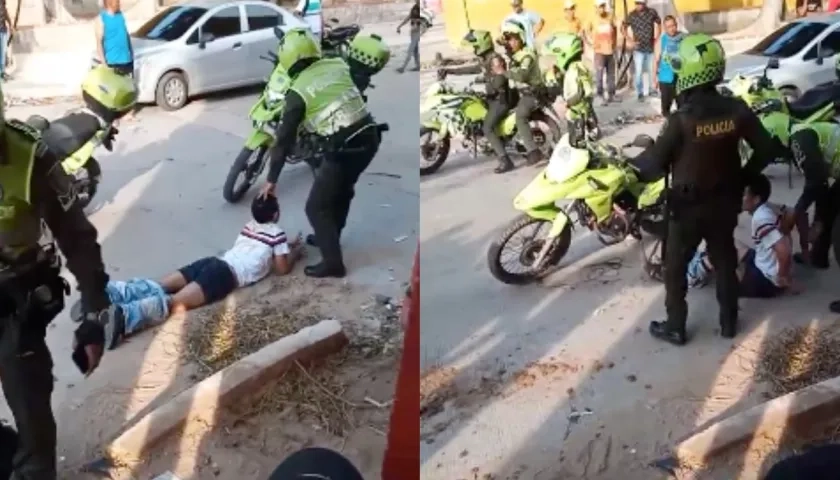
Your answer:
[232,42,242,49]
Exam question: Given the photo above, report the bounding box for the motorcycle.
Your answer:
[222,45,295,203]
[26,114,111,210]
[419,80,562,175]
[722,58,840,123]
[223,27,387,203]
[321,17,360,59]
[486,133,666,285]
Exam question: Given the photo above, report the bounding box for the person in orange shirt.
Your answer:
[563,0,583,37]
[587,0,617,105]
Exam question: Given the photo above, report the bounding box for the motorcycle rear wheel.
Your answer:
[420,127,451,176]
[487,214,572,285]
[223,146,268,203]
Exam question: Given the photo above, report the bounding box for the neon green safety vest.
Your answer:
[563,60,593,119]
[792,122,840,178]
[0,122,43,260]
[289,58,370,137]
[510,48,543,89]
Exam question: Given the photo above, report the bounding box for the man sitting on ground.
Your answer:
[72,194,304,349]
[686,174,796,297]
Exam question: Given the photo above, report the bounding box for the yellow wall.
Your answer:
[442,0,799,48]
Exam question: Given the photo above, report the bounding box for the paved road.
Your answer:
[418,64,840,478]
[2,64,418,472]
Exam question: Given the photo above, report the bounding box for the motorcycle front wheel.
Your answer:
[487,214,572,285]
[223,146,268,203]
[420,127,451,176]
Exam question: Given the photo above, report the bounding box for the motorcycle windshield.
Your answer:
[545,134,589,183]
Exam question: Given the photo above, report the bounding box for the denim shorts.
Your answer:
[178,256,237,303]
[739,249,784,298]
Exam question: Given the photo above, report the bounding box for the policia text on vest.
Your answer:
[695,119,736,138]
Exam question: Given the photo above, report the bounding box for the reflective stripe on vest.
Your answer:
[290,58,369,136]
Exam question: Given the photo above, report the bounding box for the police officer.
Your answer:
[543,32,598,147]
[632,33,782,345]
[259,28,382,279]
[0,65,133,478]
[437,29,518,173]
[502,21,546,166]
[786,121,840,270]
[345,33,391,97]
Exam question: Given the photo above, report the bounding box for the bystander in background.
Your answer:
[502,0,543,49]
[561,0,583,38]
[587,0,617,105]
[0,0,13,80]
[396,0,428,73]
[294,0,323,40]
[95,0,135,120]
[653,15,683,117]
[624,0,660,101]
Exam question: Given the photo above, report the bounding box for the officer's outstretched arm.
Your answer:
[739,104,784,178]
[266,90,306,185]
[631,115,683,183]
[40,112,104,158]
[440,61,483,77]
[34,145,110,312]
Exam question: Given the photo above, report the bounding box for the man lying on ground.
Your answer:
[72,194,304,349]
[686,174,796,297]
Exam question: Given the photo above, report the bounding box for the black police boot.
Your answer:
[830,300,840,314]
[494,156,515,174]
[304,263,347,279]
[525,149,545,166]
[720,323,737,339]
[649,321,687,346]
[306,234,318,247]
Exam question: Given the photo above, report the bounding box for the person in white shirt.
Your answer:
[295,0,323,39]
[501,0,544,49]
[684,174,795,297]
[73,194,305,350]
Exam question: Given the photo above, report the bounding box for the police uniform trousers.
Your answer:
[305,127,381,269]
[664,199,740,333]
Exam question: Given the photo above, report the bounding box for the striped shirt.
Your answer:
[220,220,290,286]
[751,203,785,285]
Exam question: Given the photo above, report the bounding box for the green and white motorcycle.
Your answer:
[419,80,562,176]
[486,133,667,285]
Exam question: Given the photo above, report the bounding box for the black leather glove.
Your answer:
[74,304,125,352]
[436,68,447,81]
[101,126,119,152]
[72,319,104,375]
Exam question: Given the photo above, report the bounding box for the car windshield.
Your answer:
[134,6,207,41]
[745,21,828,58]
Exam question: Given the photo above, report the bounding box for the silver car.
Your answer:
[103,0,307,111]
[725,12,840,101]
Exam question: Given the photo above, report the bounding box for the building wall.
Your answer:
[441,0,798,47]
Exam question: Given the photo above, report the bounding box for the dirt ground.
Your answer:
[419,243,840,480]
[55,274,404,480]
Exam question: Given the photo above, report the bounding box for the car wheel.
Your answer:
[155,71,189,111]
[780,86,801,104]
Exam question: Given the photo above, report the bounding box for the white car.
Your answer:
[94,0,308,111]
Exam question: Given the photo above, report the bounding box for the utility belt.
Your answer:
[667,183,740,215]
[0,244,68,322]
[300,115,386,157]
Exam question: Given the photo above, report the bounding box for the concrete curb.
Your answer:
[658,374,840,470]
[104,319,348,466]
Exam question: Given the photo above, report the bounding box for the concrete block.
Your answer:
[105,319,348,466]
[674,375,840,466]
